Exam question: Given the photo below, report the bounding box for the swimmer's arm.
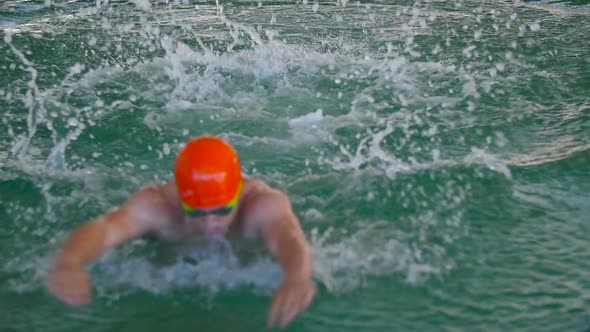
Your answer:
[52,187,166,268]
[255,192,315,327]
[257,193,313,282]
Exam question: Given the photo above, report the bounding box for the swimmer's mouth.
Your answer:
[203,226,226,236]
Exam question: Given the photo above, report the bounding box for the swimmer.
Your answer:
[47,136,315,328]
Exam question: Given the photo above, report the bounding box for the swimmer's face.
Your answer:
[184,205,238,236]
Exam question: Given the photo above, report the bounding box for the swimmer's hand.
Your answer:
[268,277,316,328]
[47,263,91,306]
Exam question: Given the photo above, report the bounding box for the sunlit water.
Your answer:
[1,0,589,331]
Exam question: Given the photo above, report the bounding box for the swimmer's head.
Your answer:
[175,136,243,234]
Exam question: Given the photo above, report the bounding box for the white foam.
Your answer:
[303,208,324,222]
[6,213,457,297]
[93,242,281,295]
[288,109,330,143]
[310,220,453,292]
[289,109,324,127]
[129,0,151,11]
[464,148,512,178]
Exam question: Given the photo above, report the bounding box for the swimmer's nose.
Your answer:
[202,214,222,225]
[199,215,225,235]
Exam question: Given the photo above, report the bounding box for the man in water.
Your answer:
[47,135,315,328]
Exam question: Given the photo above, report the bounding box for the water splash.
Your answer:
[4,31,46,159]
[92,238,281,295]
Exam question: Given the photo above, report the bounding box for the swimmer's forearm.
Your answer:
[281,239,313,282]
[273,224,313,282]
[54,220,109,267]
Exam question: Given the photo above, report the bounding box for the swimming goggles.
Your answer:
[182,182,242,218]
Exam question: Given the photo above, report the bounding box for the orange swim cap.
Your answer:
[175,136,243,209]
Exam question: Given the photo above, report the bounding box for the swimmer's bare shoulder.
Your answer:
[55,183,176,264]
[239,180,291,226]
